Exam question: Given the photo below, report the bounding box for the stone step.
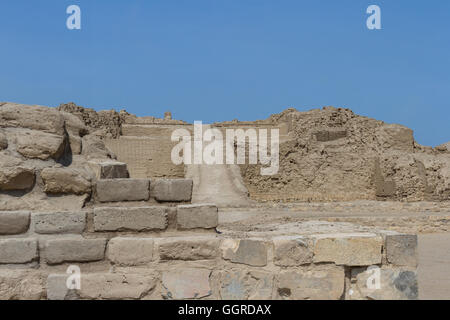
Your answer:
[95,178,193,203]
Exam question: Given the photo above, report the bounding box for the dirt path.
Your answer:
[418,234,450,300]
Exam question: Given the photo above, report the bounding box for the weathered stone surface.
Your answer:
[162,268,212,299]
[82,133,115,160]
[222,239,268,267]
[177,204,218,229]
[216,270,273,300]
[276,266,345,300]
[47,274,72,300]
[33,212,86,234]
[349,267,418,300]
[94,207,168,231]
[16,129,65,160]
[107,237,154,266]
[151,179,193,202]
[43,238,106,264]
[0,103,65,135]
[88,160,129,179]
[0,269,45,300]
[158,237,220,261]
[0,154,35,191]
[313,233,382,266]
[96,179,149,202]
[0,130,7,150]
[273,236,313,267]
[385,234,418,267]
[79,273,157,299]
[0,238,38,264]
[41,168,92,195]
[0,211,30,235]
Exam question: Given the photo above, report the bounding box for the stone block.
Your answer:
[273,236,313,267]
[0,238,38,264]
[0,269,45,300]
[313,233,382,266]
[177,204,218,229]
[385,234,418,267]
[41,168,92,195]
[107,237,154,266]
[0,211,30,235]
[95,179,149,202]
[162,268,212,299]
[275,266,345,300]
[88,160,129,180]
[158,237,220,261]
[34,212,86,234]
[222,239,268,267]
[94,207,168,232]
[216,270,273,300]
[151,179,192,202]
[43,238,106,264]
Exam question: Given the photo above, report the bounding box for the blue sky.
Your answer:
[0,0,449,146]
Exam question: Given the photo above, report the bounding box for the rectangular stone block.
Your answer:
[158,237,220,261]
[162,268,212,299]
[385,234,418,267]
[0,238,38,264]
[275,266,345,300]
[33,212,86,234]
[151,179,193,202]
[94,207,168,231]
[0,211,30,235]
[221,239,268,267]
[313,233,383,266]
[177,204,218,229]
[1,270,44,300]
[273,236,313,267]
[88,160,129,180]
[95,179,149,202]
[107,237,154,266]
[43,238,107,264]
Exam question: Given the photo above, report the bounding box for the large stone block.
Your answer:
[177,204,218,229]
[222,239,268,267]
[273,236,313,267]
[16,129,65,160]
[349,267,418,300]
[151,179,193,202]
[275,266,345,300]
[0,129,7,150]
[33,212,86,234]
[0,211,30,235]
[0,103,65,135]
[107,237,154,266]
[41,168,92,195]
[43,238,107,264]
[215,270,273,300]
[313,233,382,266]
[385,234,418,267]
[0,269,45,300]
[94,207,168,231]
[95,179,149,202]
[162,268,212,299]
[0,238,38,264]
[0,154,35,191]
[158,237,220,261]
[87,160,129,180]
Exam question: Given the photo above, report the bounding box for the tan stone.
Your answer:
[95,179,149,202]
[385,234,418,267]
[0,211,30,235]
[222,239,268,267]
[162,268,212,299]
[33,212,86,234]
[94,207,168,231]
[276,266,345,300]
[273,236,313,267]
[43,238,106,264]
[158,237,220,261]
[41,168,92,195]
[177,204,218,229]
[0,238,38,264]
[107,237,154,266]
[151,179,193,202]
[313,233,382,266]
[216,270,273,300]
[16,129,65,160]
[0,269,45,300]
[0,154,35,191]
[0,130,7,150]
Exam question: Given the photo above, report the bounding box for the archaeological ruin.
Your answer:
[1,101,449,300]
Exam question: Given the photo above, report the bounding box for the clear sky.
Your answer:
[1,0,449,146]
